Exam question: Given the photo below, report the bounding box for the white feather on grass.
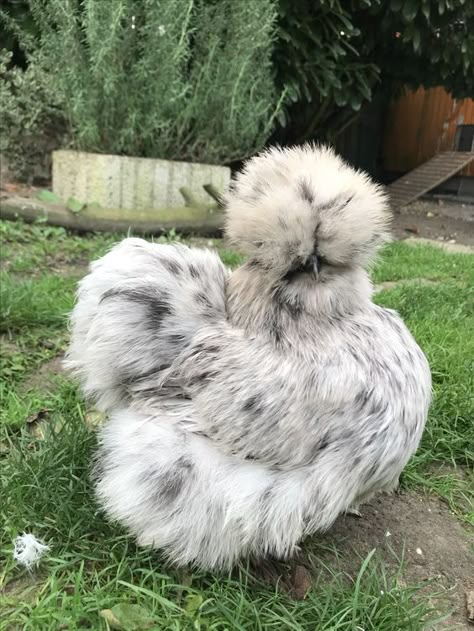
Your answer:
[13,533,49,568]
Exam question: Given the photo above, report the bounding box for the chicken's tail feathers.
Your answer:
[95,407,360,569]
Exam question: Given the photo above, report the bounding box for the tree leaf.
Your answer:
[402,0,418,21]
[350,94,362,111]
[99,604,155,630]
[66,197,85,213]
[358,77,372,100]
[36,190,62,204]
[334,91,348,107]
[413,29,421,53]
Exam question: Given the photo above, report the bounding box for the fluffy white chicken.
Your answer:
[66,144,431,569]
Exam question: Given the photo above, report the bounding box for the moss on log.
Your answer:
[0,196,224,236]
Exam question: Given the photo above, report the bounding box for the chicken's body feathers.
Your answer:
[67,145,431,569]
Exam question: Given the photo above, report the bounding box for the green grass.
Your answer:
[0,272,76,332]
[1,397,443,630]
[1,219,472,629]
[372,240,474,286]
[0,219,245,278]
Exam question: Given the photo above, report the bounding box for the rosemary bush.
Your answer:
[1,0,282,165]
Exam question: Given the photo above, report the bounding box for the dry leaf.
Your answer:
[84,409,106,428]
[100,609,122,628]
[289,564,312,600]
[26,408,52,425]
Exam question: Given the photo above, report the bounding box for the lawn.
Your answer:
[1,219,473,630]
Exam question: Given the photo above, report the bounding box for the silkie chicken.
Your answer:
[66,144,431,569]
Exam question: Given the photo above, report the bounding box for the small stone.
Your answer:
[426,211,434,218]
[466,590,474,622]
[385,531,391,537]
[416,548,423,555]
[448,239,456,244]
[404,225,419,235]
[346,506,363,517]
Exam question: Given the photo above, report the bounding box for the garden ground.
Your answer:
[0,218,473,630]
[391,197,474,247]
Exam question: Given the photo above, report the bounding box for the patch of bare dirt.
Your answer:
[0,181,42,199]
[314,491,474,629]
[246,489,472,627]
[21,355,65,393]
[392,198,474,247]
[49,261,89,278]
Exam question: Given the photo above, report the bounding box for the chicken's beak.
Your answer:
[310,254,321,278]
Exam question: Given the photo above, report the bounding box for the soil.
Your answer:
[392,198,474,247]
[20,355,65,393]
[314,491,474,629]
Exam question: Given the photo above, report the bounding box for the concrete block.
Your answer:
[52,150,231,210]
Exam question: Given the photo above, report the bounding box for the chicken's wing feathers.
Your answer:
[65,238,228,411]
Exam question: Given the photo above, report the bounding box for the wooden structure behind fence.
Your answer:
[383,86,474,177]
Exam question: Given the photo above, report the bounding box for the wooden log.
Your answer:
[0,195,224,236]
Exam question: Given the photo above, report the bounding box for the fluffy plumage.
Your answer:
[66,144,431,569]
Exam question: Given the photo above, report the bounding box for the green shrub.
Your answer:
[0,49,68,182]
[1,0,283,167]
